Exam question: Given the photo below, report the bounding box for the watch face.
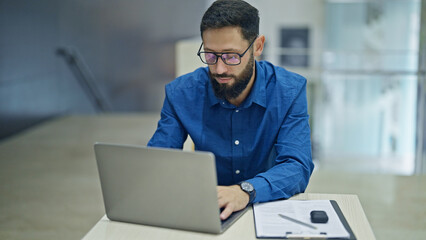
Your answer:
[241,182,254,192]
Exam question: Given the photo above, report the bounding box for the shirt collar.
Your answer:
[207,61,267,109]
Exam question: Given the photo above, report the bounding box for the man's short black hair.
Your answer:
[200,0,259,42]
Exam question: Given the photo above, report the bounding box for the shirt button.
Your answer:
[235,109,239,113]
[235,170,240,174]
[234,140,240,145]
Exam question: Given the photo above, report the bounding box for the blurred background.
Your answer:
[1,0,425,175]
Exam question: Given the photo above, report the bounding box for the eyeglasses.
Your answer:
[197,36,258,66]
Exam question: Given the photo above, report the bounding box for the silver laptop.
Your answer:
[94,142,247,234]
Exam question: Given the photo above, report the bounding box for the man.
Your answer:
[148,0,314,220]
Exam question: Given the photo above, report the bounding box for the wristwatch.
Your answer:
[239,181,256,204]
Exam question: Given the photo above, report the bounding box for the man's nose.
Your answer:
[215,57,228,75]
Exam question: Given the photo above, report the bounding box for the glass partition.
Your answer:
[313,0,421,174]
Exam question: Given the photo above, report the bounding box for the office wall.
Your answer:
[0,0,206,139]
[248,0,324,77]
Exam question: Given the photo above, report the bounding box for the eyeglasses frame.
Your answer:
[197,35,258,66]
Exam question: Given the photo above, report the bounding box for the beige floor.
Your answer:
[0,114,425,240]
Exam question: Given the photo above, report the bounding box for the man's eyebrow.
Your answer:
[203,47,240,52]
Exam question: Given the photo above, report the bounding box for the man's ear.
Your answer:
[254,35,265,57]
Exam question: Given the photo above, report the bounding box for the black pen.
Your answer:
[278,214,317,230]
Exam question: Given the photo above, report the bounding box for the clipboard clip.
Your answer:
[285,231,328,239]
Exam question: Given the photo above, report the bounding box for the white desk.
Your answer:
[83,193,375,240]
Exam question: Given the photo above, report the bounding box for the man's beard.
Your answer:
[209,54,254,100]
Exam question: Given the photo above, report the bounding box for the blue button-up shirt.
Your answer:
[148,60,314,203]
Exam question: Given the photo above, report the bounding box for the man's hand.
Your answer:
[217,185,249,220]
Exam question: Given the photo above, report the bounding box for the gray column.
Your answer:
[416,0,426,174]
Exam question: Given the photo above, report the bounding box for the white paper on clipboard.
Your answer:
[253,200,350,239]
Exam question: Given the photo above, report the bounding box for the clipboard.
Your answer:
[330,200,356,240]
[253,200,356,239]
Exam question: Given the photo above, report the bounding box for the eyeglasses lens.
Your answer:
[204,53,217,64]
[223,54,240,65]
[201,53,241,65]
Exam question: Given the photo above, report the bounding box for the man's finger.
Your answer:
[220,205,234,220]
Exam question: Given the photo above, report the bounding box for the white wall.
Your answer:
[248,0,325,80]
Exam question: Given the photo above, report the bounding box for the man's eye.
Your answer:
[225,54,240,64]
[205,53,217,62]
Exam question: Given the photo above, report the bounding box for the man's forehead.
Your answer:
[202,27,248,51]
[202,26,245,40]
